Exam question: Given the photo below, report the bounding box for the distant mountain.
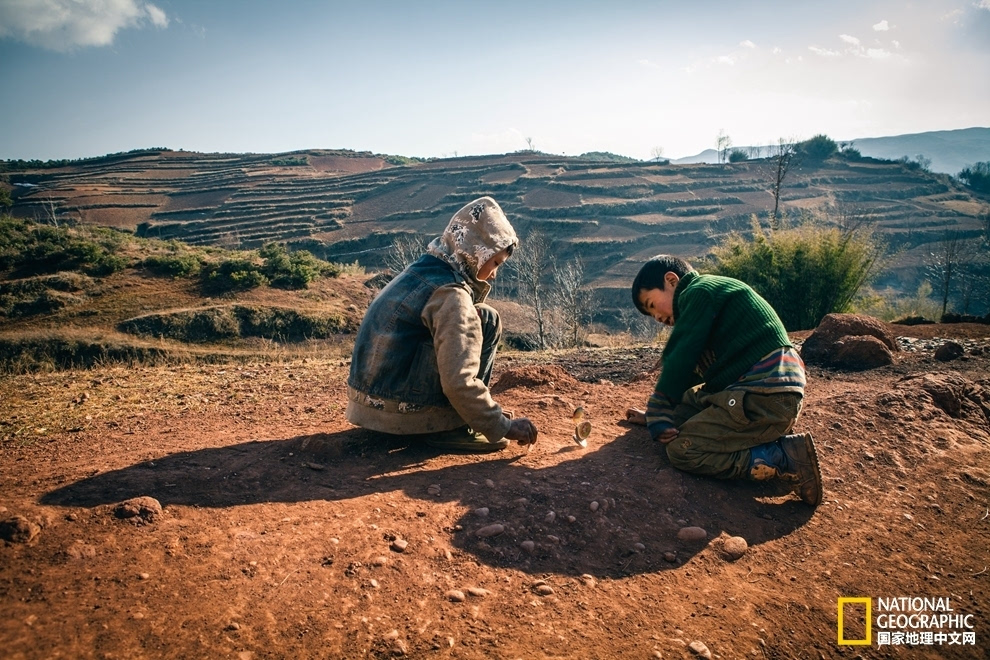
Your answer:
[672,127,990,174]
[671,149,719,165]
[848,127,990,175]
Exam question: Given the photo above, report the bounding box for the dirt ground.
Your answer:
[1,324,989,659]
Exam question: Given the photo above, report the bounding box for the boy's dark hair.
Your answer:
[631,254,696,314]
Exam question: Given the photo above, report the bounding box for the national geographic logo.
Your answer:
[838,598,872,645]
[838,596,977,647]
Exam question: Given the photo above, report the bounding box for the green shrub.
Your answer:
[141,253,202,278]
[728,149,749,163]
[260,242,335,289]
[200,258,268,294]
[119,305,348,343]
[270,156,309,166]
[0,217,128,277]
[851,282,941,322]
[708,215,884,330]
[796,134,838,162]
[959,162,990,194]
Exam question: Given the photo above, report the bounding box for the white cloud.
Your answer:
[892,39,901,48]
[809,45,841,57]
[772,46,782,55]
[716,55,735,65]
[146,4,168,29]
[0,0,169,52]
[740,39,756,48]
[865,48,891,59]
[638,59,662,70]
[839,34,861,46]
[873,20,889,31]
[978,0,990,10]
[941,8,965,22]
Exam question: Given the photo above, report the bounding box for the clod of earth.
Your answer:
[112,496,163,524]
[0,515,41,543]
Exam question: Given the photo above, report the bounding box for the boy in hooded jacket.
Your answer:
[346,197,538,452]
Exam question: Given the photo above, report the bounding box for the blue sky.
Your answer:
[1,0,988,161]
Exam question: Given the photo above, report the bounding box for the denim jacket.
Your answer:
[348,255,466,407]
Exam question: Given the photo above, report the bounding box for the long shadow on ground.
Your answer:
[41,427,814,578]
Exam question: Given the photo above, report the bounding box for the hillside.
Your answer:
[4,147,989,323]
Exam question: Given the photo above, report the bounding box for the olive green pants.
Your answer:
[665,385,802,480]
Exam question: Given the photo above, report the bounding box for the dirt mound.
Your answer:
[490,365,579,393]
[801,313,899,369]
[900,373,990,423]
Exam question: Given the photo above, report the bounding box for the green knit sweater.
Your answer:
[657,271,792,401]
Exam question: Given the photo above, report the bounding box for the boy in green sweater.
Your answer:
[626,255,823,506]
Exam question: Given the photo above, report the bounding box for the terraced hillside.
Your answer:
[6,148,988,316]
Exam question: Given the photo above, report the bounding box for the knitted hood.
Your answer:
[426,197,518,301]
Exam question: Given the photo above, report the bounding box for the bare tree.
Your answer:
[650,146,665,163]
[525,137,536,152]
[552,256,589,348]
[980,206,990,247]
[716,130,732,166]
[507,230,554,349]
[42,195,61,228]
[926,230,971,319]
[767,138,796,227]
[957,259,989,315]
[383,232,424,274]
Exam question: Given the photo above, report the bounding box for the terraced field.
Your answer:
[6,148,987,318]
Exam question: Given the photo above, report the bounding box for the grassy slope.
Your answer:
[0,221,371,371]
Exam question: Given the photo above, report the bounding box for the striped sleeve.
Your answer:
[728,347,806,393]
[645,387,677,439]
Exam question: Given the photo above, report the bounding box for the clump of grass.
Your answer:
[0,272,94,319]
[0,330,172,373]
[118,304,349,343]
[0,217,129,278]
[140,252,202,278]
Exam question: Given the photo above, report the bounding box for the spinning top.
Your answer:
[573,420,592,448]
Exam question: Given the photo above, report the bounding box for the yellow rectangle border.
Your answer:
[837,597,872,645]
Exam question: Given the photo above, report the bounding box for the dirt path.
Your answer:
[2,335,989,659]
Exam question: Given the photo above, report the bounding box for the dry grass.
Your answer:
[0,354,352,448]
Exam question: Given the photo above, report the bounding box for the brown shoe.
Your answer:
[424,427,509,454]
[779,433,823,506]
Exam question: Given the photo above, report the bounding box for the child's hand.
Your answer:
[655,428,679,444]
[624,408,647,426]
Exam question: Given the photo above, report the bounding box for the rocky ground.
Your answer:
[1,323,989,659]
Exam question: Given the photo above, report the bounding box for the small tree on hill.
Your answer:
[728,149,749,163]
[925,230,972,319]
[766,138,797,228]
[716,130,732,166]
[796,134,837,163]
[383,232,424,274]
[959,162,990,194]
[552,255,589,348]
[508,230,554,349]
